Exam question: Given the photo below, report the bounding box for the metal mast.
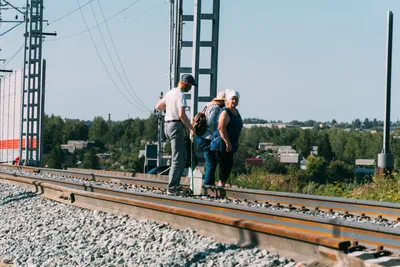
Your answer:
[378,11,395,175]
[170,0,220,117]
[19,0,44,166]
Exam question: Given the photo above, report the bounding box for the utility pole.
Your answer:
[156,92,164,166]
[378,11,395,175]
[18,0,56,166]
[170,0,220,118]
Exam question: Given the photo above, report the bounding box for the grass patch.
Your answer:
[232,170,400,203]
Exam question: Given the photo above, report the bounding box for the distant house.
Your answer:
[61,140,90,154]
[278,148,296,154]
[355,159,375,177]
[310,146,318,156]
[280,153,299,165]
[300,158,309,170]
[258,143,293,152]
[258,142,274,150]
[243,123,300,129]
[138,150,145,158]
[246,158,264,167]
[355,159,376,166]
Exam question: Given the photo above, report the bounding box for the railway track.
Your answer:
[3,165,400,222]
[0,166,400,266]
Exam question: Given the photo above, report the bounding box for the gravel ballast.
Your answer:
[0,182,297,267]
[1,167,398,229]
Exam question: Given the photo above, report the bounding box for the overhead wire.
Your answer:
[76,0,149,113]
[97,0,152,113]
[2,44,23,68]
[47,0,142,42]
[88,0,151,113]
[123,1,166,20]
[46,0,96,26]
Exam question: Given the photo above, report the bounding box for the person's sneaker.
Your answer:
[167,190,177,196]
[174,185,183,191]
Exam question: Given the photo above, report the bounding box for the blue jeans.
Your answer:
[195,136,217,185]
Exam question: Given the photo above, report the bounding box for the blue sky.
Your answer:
[2,0,400,123]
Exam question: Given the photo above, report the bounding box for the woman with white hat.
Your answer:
[210,89,243,187]
[195,91,226,185]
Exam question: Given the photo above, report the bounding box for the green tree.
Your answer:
[306,156,327,183]
[82,149,100,169]
[143,114,158,142]
[63,120,89,142]
[326,160,353,183]
[304,120,316,127]
[264,157,287,174]
[317,133,334,161]
[328,129,348,161]
[89,116,109,143]
[343,134,360,163]
[295,130,313,157]
[164,141,171,155]
[45,144,64,169]
[43,115,65,154]
[363,118,372,129]
[131,155,145,173]
[352,118,361,129]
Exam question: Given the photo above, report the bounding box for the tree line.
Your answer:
[232,125,400,184]
[43,114,400,184]
[43,114,158,171]
[243,117,400,129]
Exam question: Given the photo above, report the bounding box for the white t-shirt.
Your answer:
[161,87,187,121]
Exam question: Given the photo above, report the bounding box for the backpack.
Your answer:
[192,106,207,136]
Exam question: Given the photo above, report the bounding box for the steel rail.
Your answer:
[2,165,400,222]
[0,175,352,262]
[0,173,387,266]
[0,171,399,258]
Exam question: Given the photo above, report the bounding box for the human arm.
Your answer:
[155,98,166,110]
[179,106,195,136]
[218,110,232,152]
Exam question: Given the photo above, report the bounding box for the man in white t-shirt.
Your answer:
[155,74,196,195]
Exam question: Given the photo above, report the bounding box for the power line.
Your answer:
[97,0,152,112]
[102,0,140,22]
[46,0,145,43]
[123,1,166,20]
[47,0,96,26]
[76,0,149,113]
[2,44,23,68]
[88,0,150,112]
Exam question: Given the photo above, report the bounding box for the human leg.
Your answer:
[195,137,217,185]
[204,149,217,185]
[217,152,234,184]
[166,122,185,191]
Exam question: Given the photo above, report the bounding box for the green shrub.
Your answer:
[347,174,400,202]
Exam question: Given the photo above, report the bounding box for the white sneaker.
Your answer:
[167,190,177,196]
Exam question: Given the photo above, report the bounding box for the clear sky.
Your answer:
[2,0,400,123]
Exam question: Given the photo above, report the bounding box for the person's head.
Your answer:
[179,74,197,92]
[212,91,226,108]
[225,89,240,109]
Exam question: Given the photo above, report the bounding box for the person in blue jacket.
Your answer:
[210,89,243,187]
